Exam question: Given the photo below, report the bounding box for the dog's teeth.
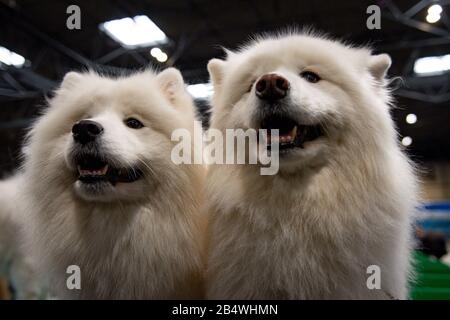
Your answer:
[78,166,108,177]
[101,165,109,175]
[290,126,298,139]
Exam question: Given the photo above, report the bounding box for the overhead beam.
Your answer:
[380,36,450,50]
[396,89,450,103]
[403,0,432,18]
[0,3,130,75]
[384,0,450,37]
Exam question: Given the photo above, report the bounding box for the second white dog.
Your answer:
[205,33,418,299]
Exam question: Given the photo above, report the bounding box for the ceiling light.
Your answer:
[155,52,168,62]
[428,4,443,15]
[0,46,26,67]
[426,12,441,23]
[406,114,417,124]
[100,15,168,49]
[187,83,214,100]
[150,47,162,57]
[401,136,412,147]
[150,47,168,63]
[426,4,443,23]
[414,54,450,75]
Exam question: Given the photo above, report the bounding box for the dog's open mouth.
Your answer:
[259,115,325,150]
[76,155,143,185]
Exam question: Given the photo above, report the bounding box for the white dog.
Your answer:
[20,69,205,299]
[205,32,419,299]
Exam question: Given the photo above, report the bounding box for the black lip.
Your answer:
[75,154,143,185]
[76,154,107,170]
[260,115,297,135]
[259,115,325,150]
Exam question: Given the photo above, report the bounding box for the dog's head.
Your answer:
[208,33,394,173]
[26,69,195,202]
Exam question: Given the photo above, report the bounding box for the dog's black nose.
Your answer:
[72,120,103,144]
[255,74,290,101]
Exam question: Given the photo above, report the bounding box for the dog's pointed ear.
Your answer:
[368,54,391,81]
[156,67,185,102]
[61,71,83,89]
[208,58,226,88]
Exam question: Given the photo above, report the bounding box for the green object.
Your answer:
[410,251,450,300]
[411,287,450,300]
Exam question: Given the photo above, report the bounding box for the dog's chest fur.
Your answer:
[206,164,412,299]
[26,193,203,299]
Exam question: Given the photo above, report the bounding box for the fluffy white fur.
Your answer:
[0,174,42,299]
[205,33,419,299]
[20,69,205,299]
[0,175,22,261]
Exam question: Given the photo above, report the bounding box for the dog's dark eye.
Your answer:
[300,71,321,83]
[125,118,144,129]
